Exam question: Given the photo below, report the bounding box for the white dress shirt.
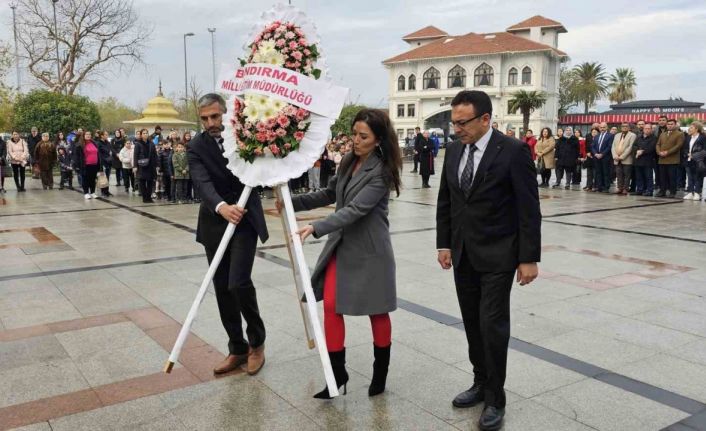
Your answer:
[458,126,493,186]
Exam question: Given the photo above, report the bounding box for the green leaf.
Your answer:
[312,69,321,80]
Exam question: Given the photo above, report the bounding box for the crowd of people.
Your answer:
[521,116,706,200]
[0,125,201,204]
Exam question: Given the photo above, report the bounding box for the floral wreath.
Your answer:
[231,21,321,163]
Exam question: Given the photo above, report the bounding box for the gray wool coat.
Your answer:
[292,152,397,316]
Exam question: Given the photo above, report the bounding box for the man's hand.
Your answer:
[218,204,247,225]
[438,250,452,270]
[596,153,603,159]
[295,224,315,242]
[516,263,538,286]
[636,150,643,158]
[132,168,137,173]
[275,199,284,214]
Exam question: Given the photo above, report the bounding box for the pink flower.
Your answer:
[295,108,307,121]
[267,117,277,128]
[238,143,246,150]
[267,130,277,142]
[276,115,290,128]
[292,51,303,61]
[285,31,296,40]
[284,105,297,116]
[264,32,271,39]
[269,144,280,155]
[298,38,307,46]
[255,132,268,143]
[284,142,292,149]
[304,49,311,56]
[276,38,286,47]
[285,61,294,68]
[289,41,298,50]
[243,130,252,138]
[294,131,305,142]
[275,127,287,137]
[293,61,301,69]
[254,147,263,156]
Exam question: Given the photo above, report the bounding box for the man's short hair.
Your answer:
[451,90,493,117]
[415,127,420,131]
[526,129,533,133]
[636,119,645,123]
[667,119,676,124]
[198,93,227,113]
[155,125,162,131]
[659,115,668,120]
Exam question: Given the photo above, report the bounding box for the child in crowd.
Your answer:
[172,142,189,203]
[57,147,73,190]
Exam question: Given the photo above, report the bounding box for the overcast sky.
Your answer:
[1,0,705,111]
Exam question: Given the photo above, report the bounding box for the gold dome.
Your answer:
[124,83,196,128]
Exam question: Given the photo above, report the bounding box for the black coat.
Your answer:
[633,134,657,167]
[27,133,41,156]
[436,129,542,271]
[416,136,435,176]
[97,139,114,167]
[684,134,706,168]
[133,139,158,180]
[556,136,579,167]
[187,131,268,250]
[583,134,595,168]
[0,137,6,167]
[111,138,125,169]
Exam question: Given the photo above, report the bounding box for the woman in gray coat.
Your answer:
[280,109,402,399]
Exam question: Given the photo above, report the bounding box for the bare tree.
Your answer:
[15,0,151,95]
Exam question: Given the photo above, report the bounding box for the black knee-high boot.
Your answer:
[313,349,349,399]
[368,344,391,396]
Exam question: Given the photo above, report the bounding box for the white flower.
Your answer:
[244,104,260,121]
[252,52,263,63]
[260,105,277,120]
[270,99,286,112]
[251,95,269,109]
[259,40,276,55]
[264,51,285,66]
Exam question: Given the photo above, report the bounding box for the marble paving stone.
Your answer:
[536,329,656,370]
[7,423,52,431]
[566,290,662,317]
[588,317,700,351]
[54,321,152,358]
[533,379,689,431]
[633,307,706,338]
[71,338,172,387]
[503,350,587,398]
[0,334,69,371]
[0,298,82,329]
[510,310,575,343]
[616,353,706,403]
[672,339,706,367]
[540,250,646,280]
[393,325,471,365]
[643,275,706,296]
[49,395,170,431]
[522,300,621,328]
[0,359,90,408]
[453,399,596,431]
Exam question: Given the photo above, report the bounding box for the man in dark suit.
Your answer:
[187,93,269,376]
[436,90,541,431]
[591,122,614,193]
[411,126,422,173]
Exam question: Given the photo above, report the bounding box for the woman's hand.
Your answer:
[295,224,315,242]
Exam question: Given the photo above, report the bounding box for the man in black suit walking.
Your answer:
[436,90,541,431]
[187,93,269,376]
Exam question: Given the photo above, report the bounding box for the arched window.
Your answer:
[522,67,532,85]
[408,74,416,90]
[508,67,518,86]
[447,65,466,88]
[474,63,494,86]
[423,67,440,90]
[397,75,406,91]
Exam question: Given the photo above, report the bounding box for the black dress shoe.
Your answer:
[479,405,505,431]
[452,384,484,408]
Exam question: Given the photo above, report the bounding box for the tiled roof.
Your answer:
[402,25,449,40]
[506,15,566,32]
[383,31,567,64]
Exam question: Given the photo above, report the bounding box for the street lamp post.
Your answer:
[183,32,195,110]
[10,2,21,92]
[51,0,61,92]
[207,28,216,92]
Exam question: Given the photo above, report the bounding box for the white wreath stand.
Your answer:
[164,184,339,397]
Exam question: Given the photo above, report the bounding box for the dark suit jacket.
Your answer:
[187,131,268,250]
[436,129,541,272]
[590,132,614,157]
[633,134,657,167]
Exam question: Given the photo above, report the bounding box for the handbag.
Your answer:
[96,172,109,189]
[536,156,544,174]
[137,158,149,167]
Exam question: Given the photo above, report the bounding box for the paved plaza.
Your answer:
[1,157,706,431]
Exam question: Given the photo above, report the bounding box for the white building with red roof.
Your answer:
[384,15,568,140]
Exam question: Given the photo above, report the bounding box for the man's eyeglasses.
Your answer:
[451,113,486,128]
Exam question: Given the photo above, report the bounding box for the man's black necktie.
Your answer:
[216,137,225,153]
[460,144,478,196]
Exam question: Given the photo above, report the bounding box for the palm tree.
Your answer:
[608,68,637,104]
[508,90,547,134]
[571,62,608,114]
